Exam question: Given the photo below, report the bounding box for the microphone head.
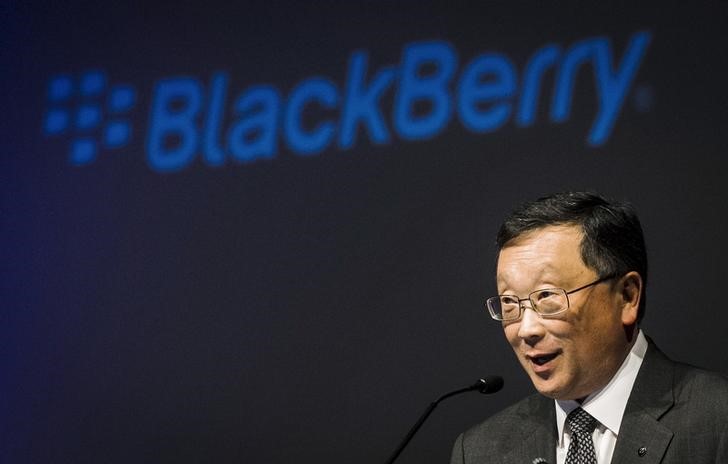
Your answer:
[476,375,504,394]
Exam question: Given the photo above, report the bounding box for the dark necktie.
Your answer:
[565,407,598,464]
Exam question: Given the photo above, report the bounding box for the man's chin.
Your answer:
[530,375,566,399]
[531,378,592,401]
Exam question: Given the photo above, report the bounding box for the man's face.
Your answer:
[496,224,634,400]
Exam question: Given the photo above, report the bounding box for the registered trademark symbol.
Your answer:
[632,84,654,112]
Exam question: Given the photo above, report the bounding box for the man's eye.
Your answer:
[534,290,558,301]
[500,296,519,306]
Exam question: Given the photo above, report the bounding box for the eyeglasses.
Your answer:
[486,274,617,321]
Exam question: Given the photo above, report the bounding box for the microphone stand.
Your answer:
[383,376,503,464]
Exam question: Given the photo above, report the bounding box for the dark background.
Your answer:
[2,2,727,463]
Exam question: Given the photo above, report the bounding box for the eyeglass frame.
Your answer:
[486,274,618,321]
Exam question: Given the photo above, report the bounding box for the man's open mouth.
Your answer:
[530,353,559,366]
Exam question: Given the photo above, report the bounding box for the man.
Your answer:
[451,191,728,464]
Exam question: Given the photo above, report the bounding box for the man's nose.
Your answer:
[517,301,545,341]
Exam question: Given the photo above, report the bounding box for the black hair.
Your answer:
[496,191,648,322]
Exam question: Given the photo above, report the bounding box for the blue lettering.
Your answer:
[137,32,650,173]
[516,44,561,127]
[202,72,228,166]
[394,41,456,140]
[283,78,339,156]
[589,31,651,146]
[457,53,516,133]
[551,38,598,124]
[228,85,281,162]
[147,78,203,173]
[338,51,396,149]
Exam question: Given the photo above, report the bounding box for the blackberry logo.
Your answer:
[43,71,137,165]
[41,31,651,173]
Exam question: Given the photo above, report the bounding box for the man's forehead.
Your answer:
[495,225,588,284]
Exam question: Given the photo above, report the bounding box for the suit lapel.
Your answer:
[610,343,675,464]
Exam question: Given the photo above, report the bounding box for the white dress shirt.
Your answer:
[554,330,648,464]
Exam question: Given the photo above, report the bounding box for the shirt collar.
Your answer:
[555,330,648,445]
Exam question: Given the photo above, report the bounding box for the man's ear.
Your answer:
[618,271,642,326]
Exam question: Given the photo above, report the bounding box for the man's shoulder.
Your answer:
[644,342,728,401]
[465,392,548,429]
[638,343,728,429]
[671,358,728,410]
[459,392,553,450]
[672,359,728,388]
[451,392,555,463]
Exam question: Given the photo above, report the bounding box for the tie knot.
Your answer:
[567,407,598,435]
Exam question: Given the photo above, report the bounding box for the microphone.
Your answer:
[470,375,504,394]
[383,375,504,464]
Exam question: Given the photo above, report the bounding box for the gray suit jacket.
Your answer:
[450,343,728,464]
